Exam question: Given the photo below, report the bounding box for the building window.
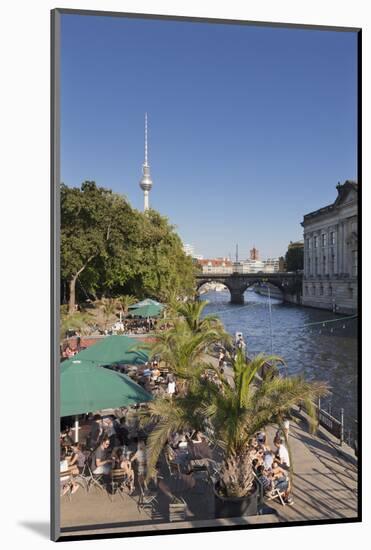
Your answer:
[330,231,335,245]
[322,255,326,275]
[330,254,335,274]
[312,285,316,296]
[352,250,358,277]
[313,236,318,248]
[304,285,308,296]
[328,285,333,296]
[307,257,311,275]
[307,237,311,249]
[349,287,353,298]
[319,285,324,296]
[321,234,327,247]
[315,257,318,275]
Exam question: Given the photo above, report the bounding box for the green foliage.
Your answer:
[61,182,196,308]
[116,295,137,315]
[144,348,328,496]
[285,243,304,271]
[60,311,94,339]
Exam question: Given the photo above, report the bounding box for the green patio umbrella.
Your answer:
[74,335,149,366]
[61,359,152,418]
[128,298,163,309]
[129,303,162,318]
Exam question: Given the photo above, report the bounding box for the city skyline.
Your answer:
[61,15,357,258]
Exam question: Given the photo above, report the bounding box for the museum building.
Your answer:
[301,181,358,314]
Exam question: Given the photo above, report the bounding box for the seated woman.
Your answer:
[69,443,86,473]
[256,431,271,452]
[119,454,135,495]
[255,464,273,494]
[60,449,80,495]
[111,449,135,494]
[270,460,293,505]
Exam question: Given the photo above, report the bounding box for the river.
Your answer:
[200,289,358,438]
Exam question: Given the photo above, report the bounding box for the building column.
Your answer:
[337,222,343,275]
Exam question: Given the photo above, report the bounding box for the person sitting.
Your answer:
[60,449,80,495]
[114,450,135,495]
[270,460,293,505]
[69,443,86,473]
[60,427,74,449]
[256,431,270,451]
[91,437,112,475]
[256,464,273,494]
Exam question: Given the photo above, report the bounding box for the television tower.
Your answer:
[139,113,153,211]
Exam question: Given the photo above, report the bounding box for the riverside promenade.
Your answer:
[60,409,357,538]
[60,352,358,537]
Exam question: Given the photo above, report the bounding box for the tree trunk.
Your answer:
[67,255,95,315]
[68,276,78,314]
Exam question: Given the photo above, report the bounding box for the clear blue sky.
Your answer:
[61,14,358,259]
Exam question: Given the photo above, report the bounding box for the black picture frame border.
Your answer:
[51,7,362,542]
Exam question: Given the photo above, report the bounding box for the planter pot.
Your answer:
[213,482,259,518]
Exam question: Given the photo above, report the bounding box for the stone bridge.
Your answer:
[195,272,303,304]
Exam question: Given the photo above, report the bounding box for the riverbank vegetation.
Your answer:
[61,181,196,314]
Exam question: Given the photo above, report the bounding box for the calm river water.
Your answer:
[201,289,358,435]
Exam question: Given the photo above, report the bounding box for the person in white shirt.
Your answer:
[274,437,290,468]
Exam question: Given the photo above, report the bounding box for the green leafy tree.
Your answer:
[61,182,131,313]
[61,182,196,311]
[285,243,304,272]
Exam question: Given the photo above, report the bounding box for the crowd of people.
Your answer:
[60,408,151,498]
[60,327,295,510]
[249,428,293,505]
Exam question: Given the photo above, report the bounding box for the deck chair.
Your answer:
[109,469,133,502]
[60,470,74,500]
[137,478,158,515]
[266,486,286,506]
[83,454,107,494]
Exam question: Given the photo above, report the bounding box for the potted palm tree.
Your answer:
[143,347,328,519]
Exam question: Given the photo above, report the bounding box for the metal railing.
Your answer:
[300,397,358,454]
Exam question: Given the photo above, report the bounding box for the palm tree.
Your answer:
[60,311,93,341]
[116,294,137,318]
[150,321,220,395]
[173,299,231,342]
[143,350,328,497]
[95,298,118,331]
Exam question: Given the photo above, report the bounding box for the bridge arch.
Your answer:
[195,278,234,296]
[195,272,302,305]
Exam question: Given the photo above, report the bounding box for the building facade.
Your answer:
[198,258,233,274]
[263,258,280,273]
[301,181,358,314]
